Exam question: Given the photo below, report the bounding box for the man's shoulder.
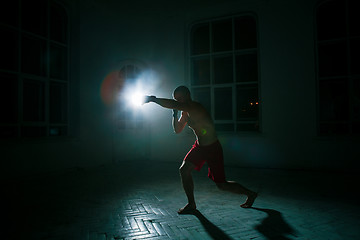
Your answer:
[189,100,203,108]
[188,101,209,116]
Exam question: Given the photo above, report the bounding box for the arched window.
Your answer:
[0,0,69,138]
[316,0,360,136]
[189,14,260,132]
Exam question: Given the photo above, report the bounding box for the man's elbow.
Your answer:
[174,128,182,134]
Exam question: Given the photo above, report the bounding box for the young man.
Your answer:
[144,86,257,214]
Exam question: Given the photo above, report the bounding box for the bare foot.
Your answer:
[177,203,196,214]
[241,192,257,208]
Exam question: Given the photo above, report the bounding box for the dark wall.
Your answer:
[2,0,359,178]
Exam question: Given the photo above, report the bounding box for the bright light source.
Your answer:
[122,80,147,108]
[130,92,145,107]
[120,70,160,110]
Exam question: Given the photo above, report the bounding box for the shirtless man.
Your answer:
[144,86,257,214]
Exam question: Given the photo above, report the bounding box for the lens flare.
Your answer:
[102,68,163,110]
[201,128,207,135]
[100,71,124,105]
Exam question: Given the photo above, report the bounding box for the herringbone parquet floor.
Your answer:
[3,161,360,240]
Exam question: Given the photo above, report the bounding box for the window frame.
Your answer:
[188,13,261,133]
[0,0,70,139]
[315,0,360,137]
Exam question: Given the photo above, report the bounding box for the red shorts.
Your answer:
[184,140,226,183]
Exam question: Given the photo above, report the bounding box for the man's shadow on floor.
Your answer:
[184,210,233,240]
[183,208,297,240]
[251,207,297,240]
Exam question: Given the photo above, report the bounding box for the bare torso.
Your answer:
[183,101,218,146]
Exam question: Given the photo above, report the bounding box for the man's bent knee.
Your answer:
[179,161,195,177]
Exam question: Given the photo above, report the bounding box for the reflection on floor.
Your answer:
[3,161,360,240]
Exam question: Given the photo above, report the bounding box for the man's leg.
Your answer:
[178,161,197,214]
[216,181,257,208]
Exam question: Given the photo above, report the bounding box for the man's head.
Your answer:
[173,86,191,102]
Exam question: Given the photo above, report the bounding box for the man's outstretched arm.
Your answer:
[145,96,190,112]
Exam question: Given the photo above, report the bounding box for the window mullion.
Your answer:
[232,85,236,123]
[345,0,354,134]
[46,0,50,136]
[232,17,236,130]
[18,0,22,137]
[19,76,23,137]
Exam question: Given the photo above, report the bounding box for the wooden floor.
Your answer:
[3,161,360,240]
